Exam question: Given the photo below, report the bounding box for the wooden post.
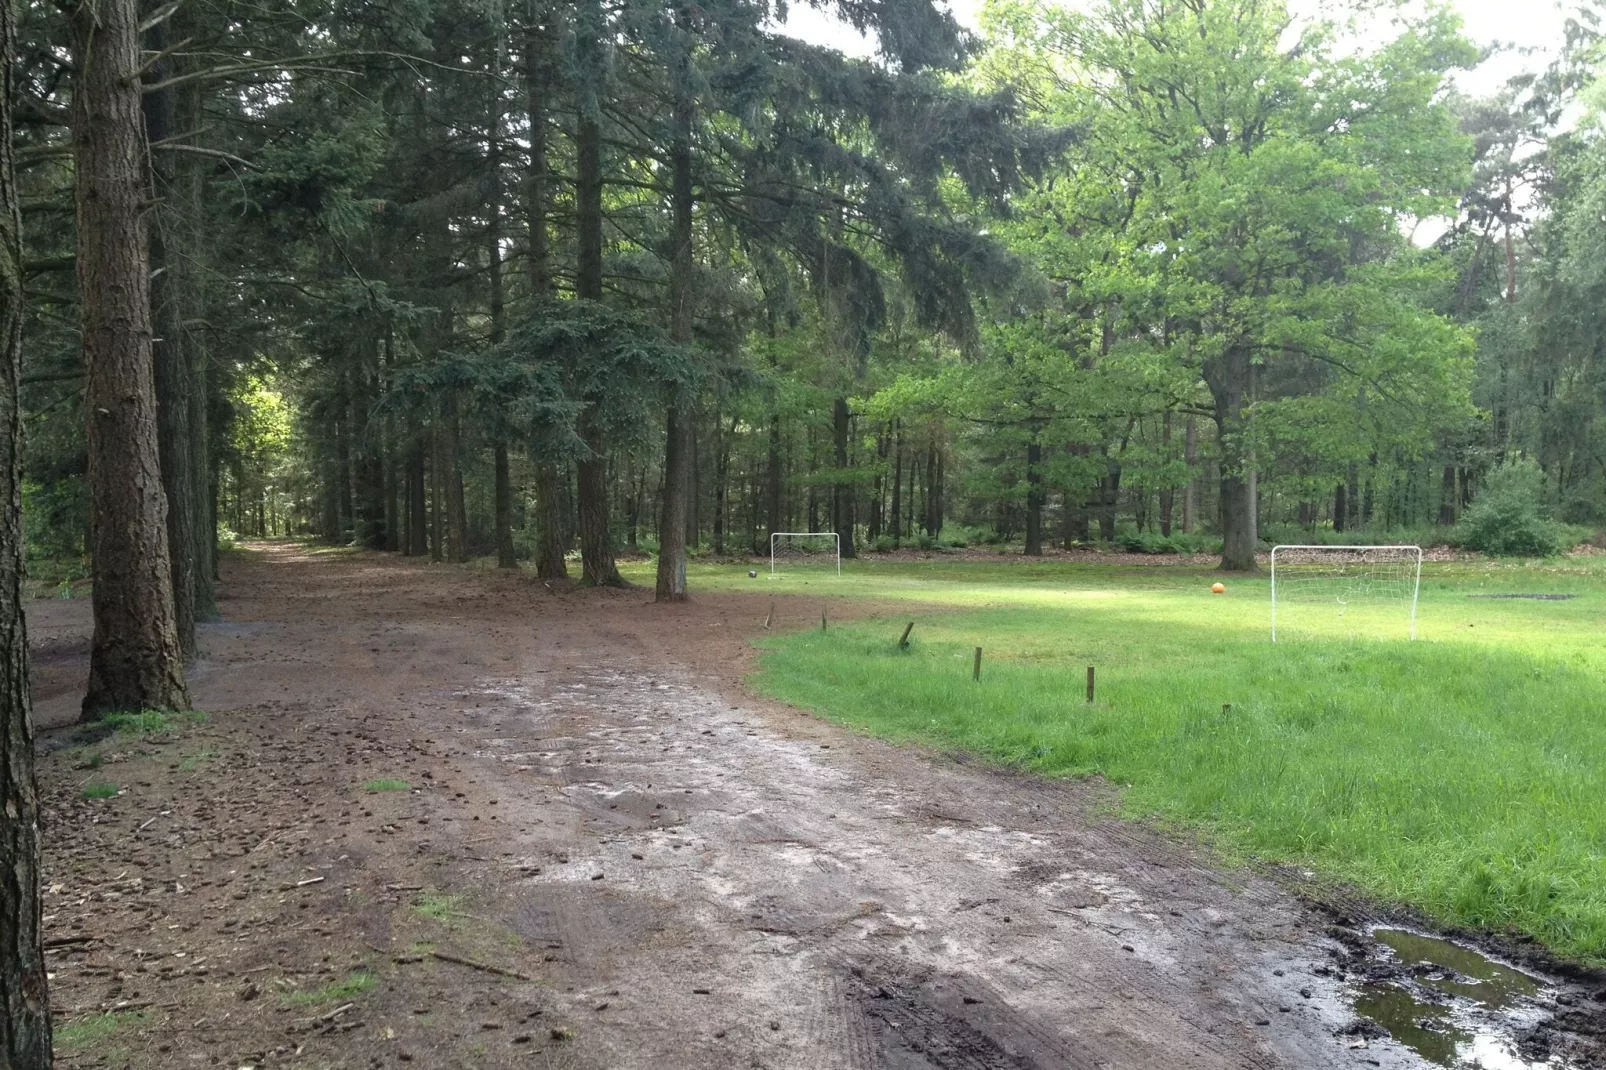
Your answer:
[821,607,827,632]
[898,621,914,649]
[764,600,774,630]
[973,646,982,681]
[1086,666,1095,704]
[1222,703,1232,714]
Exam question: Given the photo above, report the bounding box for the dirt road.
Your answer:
[28,544,1555,1068]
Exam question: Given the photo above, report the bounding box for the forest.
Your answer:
[0,0,1603,1060]
[8,0,1604,622]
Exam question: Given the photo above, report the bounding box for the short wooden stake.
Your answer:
[764,600,774,630]
[821,607,827,632]
[898,621,915,650]
[1222,703,1232,714]
[973,646,983,681]
[1086,666,1095,704]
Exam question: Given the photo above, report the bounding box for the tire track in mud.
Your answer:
[464,665,1429,1070]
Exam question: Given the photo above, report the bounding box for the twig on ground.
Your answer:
[429,950,532,981]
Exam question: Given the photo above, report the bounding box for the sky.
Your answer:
[777,0,1579,96]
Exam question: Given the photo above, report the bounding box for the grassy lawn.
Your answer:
[655,553,1606,962]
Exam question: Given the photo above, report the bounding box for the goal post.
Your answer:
[1270,545,1423,642]
[769,532,841,577]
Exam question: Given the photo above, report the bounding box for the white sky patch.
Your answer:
[776,0,1577,98]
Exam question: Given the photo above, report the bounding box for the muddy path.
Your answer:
[28,544,1600,1068]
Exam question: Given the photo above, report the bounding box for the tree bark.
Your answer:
[654,62,691,603]
[532,462,567,579]
[889,426,902,542]
[1205,345,1258,571]
[573,0,622,587]
[445,396,468,563]
[1333,482,1347,532]
[143,18,197,658]
[405,434,427,556]
[74,0,189,716]
[1,1,51,1052]
[1024,438,1043,555]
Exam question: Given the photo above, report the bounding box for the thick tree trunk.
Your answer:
[532,462,567,579]
[577,414,623,586]
[74,0,188,716]
[143,21,197,658]
[494,442,516,568]
[1024,439,1043,556]
[1,4,51,1052]
[833,397,856,557]
[1333,483,1347,532]
[573,0,622,587]
[1205,346,1257,571]
[713,414,733,555]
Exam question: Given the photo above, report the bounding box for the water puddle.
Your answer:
[1355,928,1569,1069]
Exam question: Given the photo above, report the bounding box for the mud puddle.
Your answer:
[1354,928,1571,1069]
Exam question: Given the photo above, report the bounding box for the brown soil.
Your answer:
[25,543,1576,1069]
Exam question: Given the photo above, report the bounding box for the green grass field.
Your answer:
[638,553,1606,963]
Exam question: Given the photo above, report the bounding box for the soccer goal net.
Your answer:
[770,532,841,577]
[1270,545,1423,642]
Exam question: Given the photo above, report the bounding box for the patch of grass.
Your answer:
[55,1010,145,1049]
[411,893,465,923]
[177,749,217,772]
[80,782,119,800]
[282,971,376,1006]
[101,708,207,736]
[70,748,103,770]
[735,554,1606,963]
[363,777,410,793]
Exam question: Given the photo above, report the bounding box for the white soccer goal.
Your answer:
[770,532,841,577]
[1270,545,1423,642]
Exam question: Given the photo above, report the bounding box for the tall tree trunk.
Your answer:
[532,463,567,579]
[1,2,50,1052]
[1159,411,1174,537]
[1438,464,1457,527]
[1205,345,1257,571]
[74,0,188,716]
[1024,438,1043,556]
[487,46,516,569]
[713,413,733,555]
[523,11,567,581]
[406,434,427,556]
[766,414,782,541]
[657,61,694,604]
[445,396,468,563]
[573,0,622,587]
[142,18,197,658]
[1333,482,1348,532]
[1182,415,1198,534]
[429,423,443,562]
[833,396,856,557]
[889,426,902,542]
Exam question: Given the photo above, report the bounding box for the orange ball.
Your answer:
[1211,582,1226,594]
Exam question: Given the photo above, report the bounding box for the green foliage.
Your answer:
[363,778,410,793]
[81,783,119,800]
[1454,459,1565,557]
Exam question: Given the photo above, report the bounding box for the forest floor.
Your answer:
[24,543,1606,1070]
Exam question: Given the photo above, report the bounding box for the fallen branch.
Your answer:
[429,950,531,981]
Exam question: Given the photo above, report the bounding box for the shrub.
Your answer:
[1453,459,1565,557]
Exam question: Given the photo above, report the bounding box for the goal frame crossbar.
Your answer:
[769,531,841,577]
[1269,544,1423,643]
